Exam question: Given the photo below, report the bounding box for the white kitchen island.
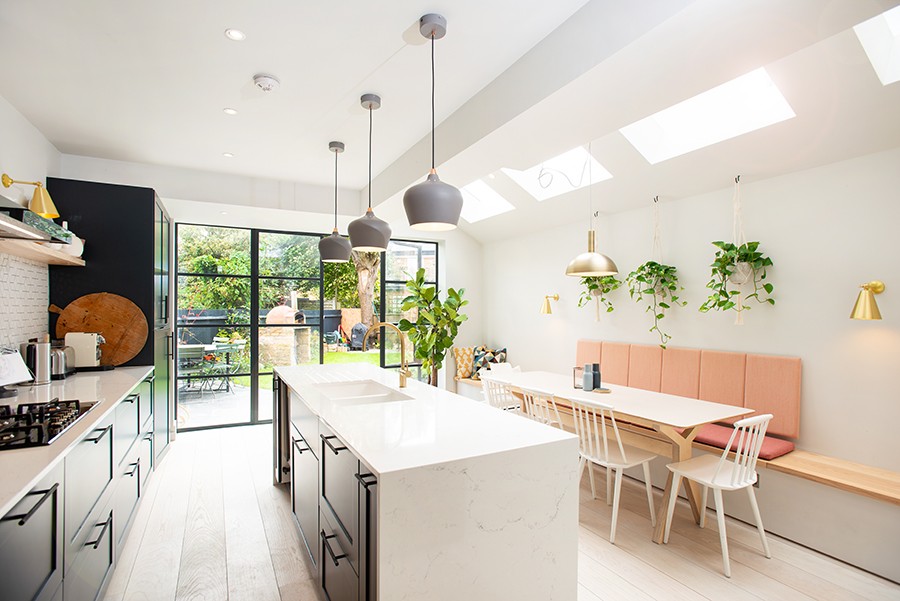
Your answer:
[274,363,579,601]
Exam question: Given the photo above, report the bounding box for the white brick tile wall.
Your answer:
[0,252,49,348]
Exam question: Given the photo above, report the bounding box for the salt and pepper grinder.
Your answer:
[592,363,601,389]
[582,363,594,391]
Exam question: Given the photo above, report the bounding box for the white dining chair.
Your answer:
[569,398,657,544]
[663,414,774,577]
[480,373,521,412]
[520,388,562,428]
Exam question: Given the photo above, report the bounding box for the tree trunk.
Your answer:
[429,365,439,387]
[352,250,381,328]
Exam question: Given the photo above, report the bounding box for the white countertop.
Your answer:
[275,363,576,476]
[0,366,153,516]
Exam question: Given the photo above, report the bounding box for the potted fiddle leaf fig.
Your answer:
[699,241,774,314]
[398,268,468,386]
[626,261,687,348]
[577,275,622,314]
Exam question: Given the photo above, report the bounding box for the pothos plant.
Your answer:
[626,261,687,349]
[577,275,622,313]
[398,268,468,386]
[698,241,774,314]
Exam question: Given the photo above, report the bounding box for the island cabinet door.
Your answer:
[0,461,64,601]
[319,423,359,570]
[357,472,378,601]
[292,429,319,568]
[320,509,358,601]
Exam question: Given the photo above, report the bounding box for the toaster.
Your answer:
[50,343,77,379]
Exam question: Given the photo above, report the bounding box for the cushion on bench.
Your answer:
[661,347,701,398]
[628,345,662,392]
[600,342,630,385]
[575,340,602,367]
[694,423,795,460]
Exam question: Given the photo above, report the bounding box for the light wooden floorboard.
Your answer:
[104,425,900,601]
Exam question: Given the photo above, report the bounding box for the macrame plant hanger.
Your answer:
[651,196,662,264]
[732,175,748,325]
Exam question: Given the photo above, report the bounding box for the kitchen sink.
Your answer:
[313,380,414,404]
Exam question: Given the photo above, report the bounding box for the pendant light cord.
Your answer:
[368,106,373,209]
[333,148,338,229]
[431,33,436,171]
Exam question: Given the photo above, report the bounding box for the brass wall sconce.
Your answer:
[1,173,59,219]
[540,294,559,315]
[850,280,885,320]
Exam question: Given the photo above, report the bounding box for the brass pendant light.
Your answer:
[402,13,463,231]
[565,143,618,277]
[318,141,352,262]
[349,94,392,252]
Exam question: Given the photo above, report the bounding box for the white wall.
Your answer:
[483,146,900,581]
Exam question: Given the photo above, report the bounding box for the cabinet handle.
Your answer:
[356,473,378,489]
[144,374,156,384]
[86,514,113,550]
[2,483,59,526]
[85,424,112,444]
[123,394,138,404]
[321,531,348,567]
[143,433,154,442]
[292,438,311,454]
[321,434,347,455]
[125,458,140,477]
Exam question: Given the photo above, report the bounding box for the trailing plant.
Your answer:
[626,261,687,348]
[577,275,622,313]
[698,241,774,314]
[398,268,468,386]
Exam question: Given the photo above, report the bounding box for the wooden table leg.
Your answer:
[652,425,703,543]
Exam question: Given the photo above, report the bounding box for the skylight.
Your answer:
[854,6,900,86]
[501,146,612,202]
[460,180,515,223]
[618,68,796,165]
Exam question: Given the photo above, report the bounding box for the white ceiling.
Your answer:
[1,0,899,243]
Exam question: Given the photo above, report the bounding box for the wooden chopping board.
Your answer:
[49,293,149,366]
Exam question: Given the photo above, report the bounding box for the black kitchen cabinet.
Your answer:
[48,177,173,461]
[0,461,64,601]
[320,509,358,601]
[320,423,360,571]
[291,426,319,568]
[63,510,114,601]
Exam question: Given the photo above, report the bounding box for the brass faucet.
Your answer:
[362,322,412,388]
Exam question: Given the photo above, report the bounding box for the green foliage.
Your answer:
[698,241,775,314]
[397,268,468,386]
[577,276,622,313]
[626,261,687,349]
[323,261,361,307]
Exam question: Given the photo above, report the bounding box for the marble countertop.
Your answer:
[0,366,153,516]
[274,363,576,476]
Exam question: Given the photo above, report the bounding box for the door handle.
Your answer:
[85,424,112,444]
[2,483,59,526]
[86,513,113,549]
[321,434,347,455]
[321,531,348,567]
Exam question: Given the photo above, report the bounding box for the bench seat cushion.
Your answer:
[694,423,795,460]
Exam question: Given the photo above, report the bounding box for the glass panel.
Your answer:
[259,326,320,372]
[176,326,250,380]
[377,325,415,366]
[257,374,274,422]
[178,275,251,324]
[384,282,417,324]
[177,225,251,275]
[386,240,437,282]
[386,365,427,383]
[258,278,320,325]
[259,232,321,279]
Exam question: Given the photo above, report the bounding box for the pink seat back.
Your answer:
[575,340,602,368]
[699,350,746,422]
[744,354,801,438]
[660,347,701,398]
[601,342,630,385]
[627,344,662,392]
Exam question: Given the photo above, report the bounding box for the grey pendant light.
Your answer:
[349,94,392,252]
[319,141,352,262]
[402,13,463,232]
[565,143,618,277]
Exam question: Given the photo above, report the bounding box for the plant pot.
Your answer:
[729,261,753,285]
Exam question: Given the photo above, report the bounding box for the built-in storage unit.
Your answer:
[48,177,173,462]
[0,462,64,601]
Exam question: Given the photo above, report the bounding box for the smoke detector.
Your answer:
[253,73,280,92]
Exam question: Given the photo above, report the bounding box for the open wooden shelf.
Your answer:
[0,239,85,266]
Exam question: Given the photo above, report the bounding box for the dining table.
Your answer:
[489,370,753,543]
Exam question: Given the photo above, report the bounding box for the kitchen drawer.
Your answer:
[0,461,64,601]
[63,510,114,601]
[320,509,358,601]
[112,450,141,552]
[320,423,359,571]
[291,431,319,568]
[290,390,318,458]
[65,414,114,570]
[138,431,154,491]
[114,391,140,466]
[138,374,154,431]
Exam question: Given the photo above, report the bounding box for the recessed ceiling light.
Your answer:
[501,146,612,201]
[224,28,246,41]
[460,180,515,223]
[854,6,900,86]
[619,68,796,165]
[223,107,238,115]
[222,152,235,158]
[220,211,229,215]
